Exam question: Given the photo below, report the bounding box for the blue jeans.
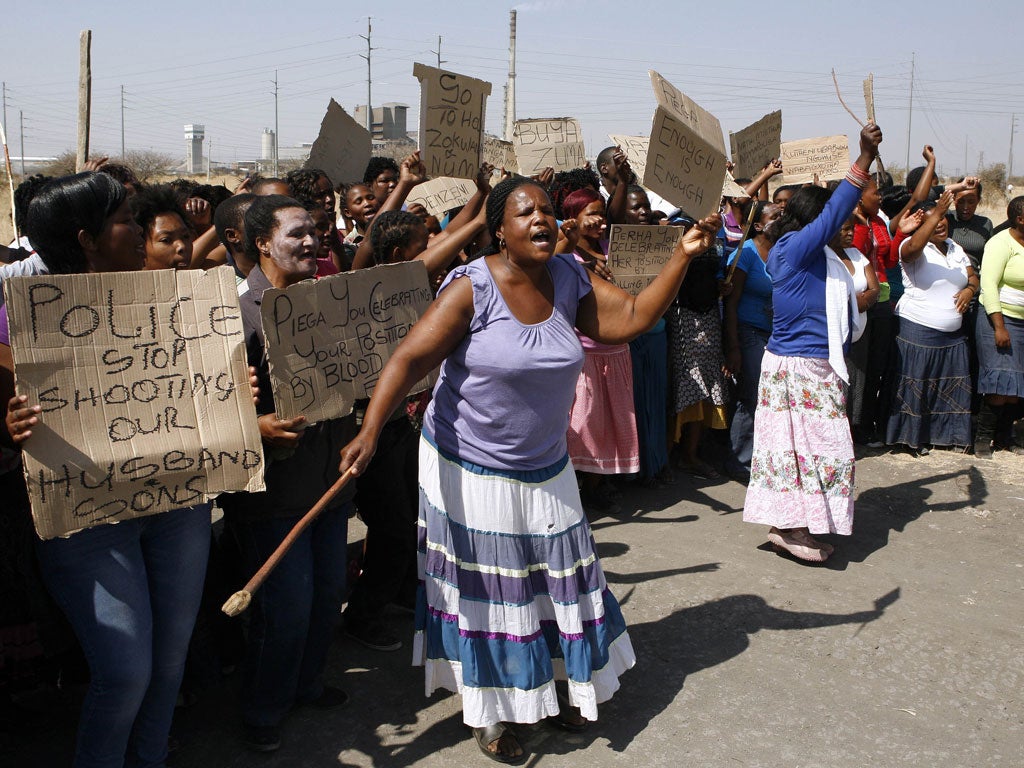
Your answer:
[228,502,349,728]
[35,505,211,768]
[729,323,770,469]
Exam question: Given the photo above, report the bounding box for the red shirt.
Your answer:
[853,215,895,282]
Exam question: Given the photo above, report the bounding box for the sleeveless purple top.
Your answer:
[422,252,593,471]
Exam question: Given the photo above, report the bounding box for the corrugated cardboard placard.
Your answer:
[607,224,684,295]
[305,99,373,186]
[781,135,849,184]
[261,262,435,424]
[4,266,265,539]
[513,118,586,175]
[413,63,491,180]
[406,176,475,219]
[483,136,517,174]
[643,71,727,220]
[863,75,876,124]
[729,110,782,180]
[608,134,650,182]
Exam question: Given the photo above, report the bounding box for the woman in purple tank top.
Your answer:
[340,177,719,764]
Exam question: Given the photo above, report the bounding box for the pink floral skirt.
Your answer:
[742,351,855,535]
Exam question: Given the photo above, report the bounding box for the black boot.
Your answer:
[974,400,996,458]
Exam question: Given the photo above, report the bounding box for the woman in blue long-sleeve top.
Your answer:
[742,124,883,563]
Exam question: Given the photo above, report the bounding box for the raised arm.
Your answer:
[416,206,487,281]
[605,150,633,226]
[900,190,953,263]
[338,277,474,475]
[575,214,721,344]
[889,145,936,234]
[744,159,783,201]
[352,152,427,270]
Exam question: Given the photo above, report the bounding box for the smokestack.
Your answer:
[503,10,517,142]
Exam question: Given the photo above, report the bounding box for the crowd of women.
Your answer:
[0,117,1022,766]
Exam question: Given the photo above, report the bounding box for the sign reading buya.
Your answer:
[4,266,265,539]
[413,63,491,180]
[643,71,727,220]
[261,261,435,425]
[513,118,587,175]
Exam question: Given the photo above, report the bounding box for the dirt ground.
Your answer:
[6,446,1022,767]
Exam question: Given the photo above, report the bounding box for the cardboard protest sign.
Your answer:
[863,75,875,124]
[643,71,727,220]
[483,135,517,174]
[305,99,372,186]
[261,262,435,424]
[413,63,491,179]
[780,135,849,184]
[406,176,476,219]
[722,172,748,198]
[607,224,684,295]
[4,267,264,539]
[608,134,649,182]
[729,110,782,180]
[513,118,587,175]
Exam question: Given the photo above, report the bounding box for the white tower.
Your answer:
[184,124,205,174]
[261,128,276,163]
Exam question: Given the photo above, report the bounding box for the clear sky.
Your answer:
[3,0,1022,178]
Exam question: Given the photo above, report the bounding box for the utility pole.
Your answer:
[431,35,445,69]
[207,138,212,181]
[273,70,279,176]
[120,85,125,160]
[19,110,25,175]
[2,82,6,139]
[1009,114,1019,180]
[358,18,373,134]
[904,52,914,172]
[503,10,517,142]
[964,137,968,180]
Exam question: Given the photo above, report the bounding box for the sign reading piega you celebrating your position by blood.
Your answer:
[4,267,265,539]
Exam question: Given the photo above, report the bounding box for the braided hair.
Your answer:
[548,167,599,219]
[369,210,426,265]
[476,176,549,259]
[287,168,332,202]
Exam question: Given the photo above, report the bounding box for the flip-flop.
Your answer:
[472,723,526,764]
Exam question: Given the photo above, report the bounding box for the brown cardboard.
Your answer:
[483,136,517,175]
[780,135,850,184]
[649,70,727,156]
[406,176,476,219]
[512,118,586,175]
[606,224,684,296]
[3,266,265,539]
[413,63,492,180]
[261,262,435,424]
[729,110,782,180]
[722,172,748,198]
[305,99,373,186]
[607,134,649,183]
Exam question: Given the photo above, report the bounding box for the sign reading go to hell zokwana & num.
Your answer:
[261,261,435,424]
[414,63,492,180]
[607,224,685,295]
[4,266,265,539]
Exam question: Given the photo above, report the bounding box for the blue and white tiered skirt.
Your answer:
[414,433,636,728]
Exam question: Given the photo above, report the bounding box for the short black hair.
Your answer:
[191,184,232,213]
[169,178,199,204]
[130,184,188,236]
[26,172,127,275]
[250,177,287,195]
[213,193,256,251]
[1008,195,1024,224]
[362,157,399,185]
[772,184,800,202]
[243,194,304,261]
[958,177,983,198]
[98,162,142,191]
[287,168,333,202]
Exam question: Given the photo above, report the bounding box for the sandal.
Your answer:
[546,692,588,732]
[677,459,720,480]
[766,527,828,563]
[472,723,526,764]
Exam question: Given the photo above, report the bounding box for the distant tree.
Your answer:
[125,150,177,182]
[42,150,78,177]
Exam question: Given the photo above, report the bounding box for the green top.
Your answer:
[980,229,1024,320]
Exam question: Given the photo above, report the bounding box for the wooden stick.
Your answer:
[76,30,92,172]
[222,466,356,617]
[0,119,17,241]
[831,69,885,176]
